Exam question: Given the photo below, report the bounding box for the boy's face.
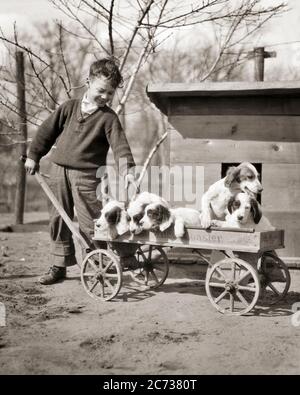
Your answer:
[86,75,115,107]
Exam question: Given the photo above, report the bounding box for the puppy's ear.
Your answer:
[224,167,239,187]
[158,205,173,232]
[157,204,171,223]
[251,198,262,224]
[105,206,121,225]
[108,227,118,240]
[227,196,235,214]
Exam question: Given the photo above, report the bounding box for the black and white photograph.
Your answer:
[0,0,300,377]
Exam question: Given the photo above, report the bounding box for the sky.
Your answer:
[0,0,300,79]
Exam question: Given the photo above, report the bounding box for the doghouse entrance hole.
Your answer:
[221,163,262,204]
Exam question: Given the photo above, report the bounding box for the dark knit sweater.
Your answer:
[28,98,135,174]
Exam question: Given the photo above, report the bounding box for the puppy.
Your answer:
[212,192,275,231]
[200,162,263,228]
[95,200,129,239]
[140,203,201,238]
[127,192,169,235]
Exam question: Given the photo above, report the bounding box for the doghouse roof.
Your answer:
[146,81,300,116]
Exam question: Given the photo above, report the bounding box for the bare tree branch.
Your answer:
[119,0,156,72]
[116,0,168,113]
[140,2,286,28]
[27,53,60,106]
[82,0,110,16]
[58,22,72,91]
[0,35,70,96]
[108,0,115,55]
[50,0,110,55]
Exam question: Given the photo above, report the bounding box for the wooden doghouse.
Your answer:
[147,81,300,265]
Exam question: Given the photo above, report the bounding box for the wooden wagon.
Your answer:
[79,225,290,316]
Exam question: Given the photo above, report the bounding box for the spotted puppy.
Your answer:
[127,192,169,235]
[95,200,129,239]
[140,203,201,238]
[200,162,263,228]
[212,192,274,231]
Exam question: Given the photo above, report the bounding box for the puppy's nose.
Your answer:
[238,215,244,221]
[258,186,263,193]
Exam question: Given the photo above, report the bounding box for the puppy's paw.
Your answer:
[174,229,185,238]
[210,220,223,228]
[174,221,185,238]
[151,225,160,234]
[200,213,212,228]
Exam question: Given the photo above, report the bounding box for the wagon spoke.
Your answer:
[215,267,228,281]
[267,283,280,296]
[103,260,114,273]
[149,269,159,284]
[214,290,228,304]
[89,279,99,292]
[237,285,256,292]
[99,281,105,298]
[209,282,226,289]
[139,249,148,263]
[236,290,250,307]
[104,273,119,278]
[152,263,165,272]
[230,293,234,312]
[87,258,98,271]
[144,270,149,285]
[231,263,236,281]
[237,265,242,280]
[238,270,252,285]
[98,252,103,270]
[148,245,153,262]
[83,272,96,277]
[104,279,114,293]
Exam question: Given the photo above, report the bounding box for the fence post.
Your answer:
[248,46,277,81]
[14,51,28,224]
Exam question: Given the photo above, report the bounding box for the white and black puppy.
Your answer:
[127,192,169,235]
[140,203,201,238]
[95,200,129,239]
[95,172,129,239]
[212,192,274,231]
[200,162,263,228]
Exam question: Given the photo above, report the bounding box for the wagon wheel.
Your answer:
[128,245,169,289]
[205,257,261,316]
[81,249,122,301]
[258,251,291,305]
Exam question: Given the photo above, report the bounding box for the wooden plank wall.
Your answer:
[170,115,300,142]
[171,95,300,116]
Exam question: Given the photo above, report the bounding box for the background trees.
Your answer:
[0,0,286,213]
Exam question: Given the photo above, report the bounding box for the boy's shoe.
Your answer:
[39,266,66,285]
[120,256,140,270]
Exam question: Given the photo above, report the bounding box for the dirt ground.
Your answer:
[0,212,300,375]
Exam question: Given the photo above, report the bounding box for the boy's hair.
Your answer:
[89,58,123,89]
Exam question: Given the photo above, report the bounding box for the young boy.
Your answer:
[25,58,136,285]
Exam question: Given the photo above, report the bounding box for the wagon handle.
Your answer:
[20,155,90,255]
